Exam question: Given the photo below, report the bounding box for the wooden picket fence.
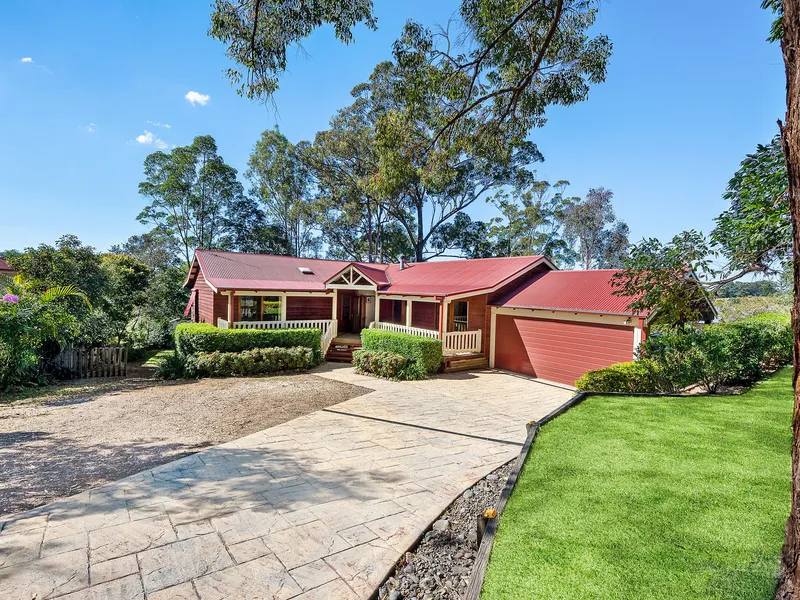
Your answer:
[53,346,128,379]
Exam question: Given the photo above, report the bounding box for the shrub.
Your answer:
[174,323,322,363]
[584,312,793,394]
[576,360,664,393]
[154,351,188,380]
[360,329,443,379]
[184,346,315,378]
[352,350,408,380]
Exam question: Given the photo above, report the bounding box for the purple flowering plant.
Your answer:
[2,294,19,304]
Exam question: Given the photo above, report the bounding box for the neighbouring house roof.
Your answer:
[493,269,646,317]
[184,250,549,298]
[0,257,14,275]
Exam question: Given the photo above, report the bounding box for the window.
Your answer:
[238,295,283,322]
[239,296,260,321]
[262,296,282,321]
[298,267,314,275]
[452,301,468,332]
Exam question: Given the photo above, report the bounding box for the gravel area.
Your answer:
[379,461,513,600]
[0,373,370,517]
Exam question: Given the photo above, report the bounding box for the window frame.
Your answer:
[451,301,469,332]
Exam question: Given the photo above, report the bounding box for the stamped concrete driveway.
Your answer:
[0,366,573,600]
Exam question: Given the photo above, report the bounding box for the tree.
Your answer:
[209,0,611,148]
[225,196,292,255]
[712,135,790,277]
[99,254,152,345]
[138,135,245,268]
[209,0,376,99]
[306,95,394,262]
[770,0,800,597]
[111,228,183,271]
[717,280,782,297]
[562,187,630,269]
[611,231,715,329]
[488,179,577,264]
[247,129,320,257]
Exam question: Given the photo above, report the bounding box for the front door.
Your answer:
[339,291,364,334]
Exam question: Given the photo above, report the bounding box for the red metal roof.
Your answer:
[383,256,546,296]
[493,269,645,316]
[188,250,547,297]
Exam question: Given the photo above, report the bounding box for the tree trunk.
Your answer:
[776,2,800,598]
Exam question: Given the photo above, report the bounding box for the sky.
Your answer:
[0,0,786,255]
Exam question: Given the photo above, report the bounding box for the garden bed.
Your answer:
[480,367,793,599]
[0,373,370,517]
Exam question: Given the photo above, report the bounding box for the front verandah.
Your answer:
[215,289,482,358]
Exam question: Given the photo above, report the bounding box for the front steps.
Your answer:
[325,341,362,363]
[442,353,489,373]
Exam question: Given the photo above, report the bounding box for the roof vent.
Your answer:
[298,267,314,275]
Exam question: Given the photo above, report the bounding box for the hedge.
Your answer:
[353,350,409,380]
[185,346,315,378]
[576,313,793,394]
[174,323,322,363]
[360,328,443,380]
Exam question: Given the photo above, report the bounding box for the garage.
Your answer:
[493,313,636,385]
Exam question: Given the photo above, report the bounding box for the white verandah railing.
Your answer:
[374,322,481,356]
[229,319,337,356]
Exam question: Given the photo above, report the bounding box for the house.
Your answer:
[183,250,712,385]
[0,257,15,281]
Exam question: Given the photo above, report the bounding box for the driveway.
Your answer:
[0,366,573,600]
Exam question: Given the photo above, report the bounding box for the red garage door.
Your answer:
[494,315,634,385]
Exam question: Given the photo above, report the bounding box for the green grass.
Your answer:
[141,349,174,367]
[481,367,793,600]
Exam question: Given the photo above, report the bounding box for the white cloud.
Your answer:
[136,130,155,144]
[146,120,171,129]
[20,57,33,63]
[134,130,168,149]
[185,90,210,106]
[84,123,96,133]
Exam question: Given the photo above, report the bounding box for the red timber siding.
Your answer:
[379,299,406,324]
[411,301,439,330]
[193,270,217,324]
[286,296,333,320]
[450,294,490,354]
[494,315,634,385]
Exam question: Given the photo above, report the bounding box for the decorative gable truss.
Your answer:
[325,265,378,290]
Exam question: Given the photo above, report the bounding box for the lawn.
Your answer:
[481,367,793,600]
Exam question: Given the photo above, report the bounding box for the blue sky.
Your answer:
[0,0,785,254]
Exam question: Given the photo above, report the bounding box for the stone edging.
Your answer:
[462,391,589,600]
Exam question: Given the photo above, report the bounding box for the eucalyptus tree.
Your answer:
[305,92,394,262]
[561,187,629,270]
[209,0,611,146]
[138,135,244,268]
[247,128,320,258]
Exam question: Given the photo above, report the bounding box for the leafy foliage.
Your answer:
[138,135,246,267]
[717,279,783,297]
[614,136,790,327]
[575,361,663,394]
[184,346,315,378]
[209,0,377,99]
[174,323,322,362]
[352,350,409,380]
[360,328,442,379]
[715,295,791,323]
[561,187,630,269]
[247,129,320,257]
[577,313,792,394]
[712,135,790,277]
[611,231,715,329]
[153,351,188,380]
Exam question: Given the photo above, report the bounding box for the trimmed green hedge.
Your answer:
[576,313,793,394]
[360,329,443,380]
[174,323,321,363]
[352,350,408,380]
[185,346,315,378]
